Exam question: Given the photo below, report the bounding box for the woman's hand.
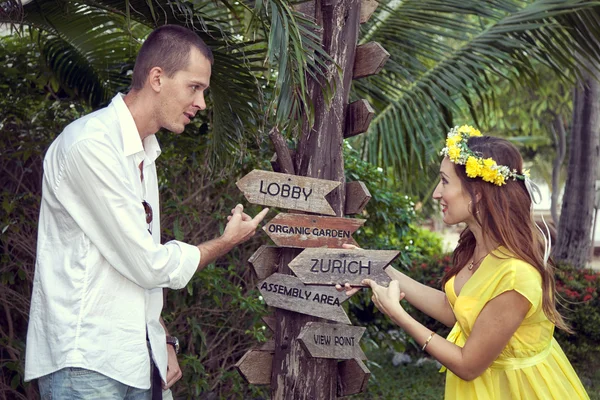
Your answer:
[362,279,408,322]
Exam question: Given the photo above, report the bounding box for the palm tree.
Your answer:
[4,0,600,184]
[351,0,600,198]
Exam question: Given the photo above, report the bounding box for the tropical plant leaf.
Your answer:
[352,0,600,197]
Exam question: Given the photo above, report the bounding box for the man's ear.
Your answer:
[148,67,163,93]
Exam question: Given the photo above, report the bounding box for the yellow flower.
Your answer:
[469,127,482,137]
[465,156,481,178]
[483,158,495,168]
[494,174,506,186]
[448,146,461,162]
[457,125,482,137]
[446,135,461,147]
[523,169,531,178]
[481,158,498,183]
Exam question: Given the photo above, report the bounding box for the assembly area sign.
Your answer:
[289,248,399,286]
[257,273,352,324]
[263,213,365,248]
[236,170,340,215]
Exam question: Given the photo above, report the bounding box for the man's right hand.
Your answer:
[222,204,269,246]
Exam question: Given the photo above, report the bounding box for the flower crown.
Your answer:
[440,125,529,186]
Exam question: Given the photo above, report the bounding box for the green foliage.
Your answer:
[0,34,92,400]
[554,264,600,394]
[352,0,600,195]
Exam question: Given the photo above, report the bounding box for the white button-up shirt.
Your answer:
[25,94,201,389]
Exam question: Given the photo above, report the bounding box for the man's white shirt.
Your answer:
[25,94,200,388]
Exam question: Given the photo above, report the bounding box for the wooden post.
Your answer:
[271,0,362,398]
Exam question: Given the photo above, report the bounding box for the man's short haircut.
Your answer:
[131,24,213,90]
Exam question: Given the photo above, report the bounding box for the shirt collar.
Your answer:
[111,93,162,163]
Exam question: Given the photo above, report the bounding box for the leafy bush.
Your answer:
[0,33,272,399]
[553,264,600,393]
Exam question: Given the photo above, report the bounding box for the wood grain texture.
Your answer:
[248,245,280,280]
[298,322,367,360]
[353,42,390,79]
[337,358,370,396]
[237,170,340,215]
[263,213,365,248]
[235,350,273,385]
[289,248,399,286]
[344,99,374,138]
[345,181,371,215]
[257,273,352,324]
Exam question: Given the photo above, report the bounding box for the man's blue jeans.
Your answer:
[38,367,151,400]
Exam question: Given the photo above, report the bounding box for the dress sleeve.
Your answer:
[489,259,543,314]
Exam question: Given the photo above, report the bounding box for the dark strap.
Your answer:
[151,362,162,400]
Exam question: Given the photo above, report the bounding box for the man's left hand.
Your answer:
[163,344,182,390]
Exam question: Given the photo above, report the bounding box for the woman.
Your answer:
[339,126,589,399]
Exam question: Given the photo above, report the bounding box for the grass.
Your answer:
[350,348,445,400]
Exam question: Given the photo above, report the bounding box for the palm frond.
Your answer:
[353,0,600,195]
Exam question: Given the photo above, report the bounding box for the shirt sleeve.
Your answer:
[53,136,199,290]
[489,259,543,315]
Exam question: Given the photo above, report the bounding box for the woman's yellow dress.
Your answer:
[443,248,589,399]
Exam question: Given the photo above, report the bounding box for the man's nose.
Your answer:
[193,93,206,110]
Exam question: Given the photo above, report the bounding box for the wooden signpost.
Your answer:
[236,170,340,216]
[235,349,273,385]
[248,245,281,280]
[297,322,367,360]
[263,213,365,248]
[289,248,399,286]
[337,358,370,396]
[353,42,390,79]
[236,0,392,398]
[257,273,352,324]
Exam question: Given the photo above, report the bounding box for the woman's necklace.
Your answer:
[468,252,489,271]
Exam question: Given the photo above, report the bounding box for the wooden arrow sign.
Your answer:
[353,42,390,79]
[236,170,340,215]
[263,213,365,248]
[298,322,367,360]
[262,315,277,333]
[345,181,371,215]
[345,99,374,138]
[289,248,399,286]
[258,273,352,324]
[248,245,281,280]
[360,0,379,23]
[338,358,370,396]
[235,349,272,385]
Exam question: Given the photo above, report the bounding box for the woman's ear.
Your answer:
[475,190,482,203]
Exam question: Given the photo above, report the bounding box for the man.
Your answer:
[24,24,268,399]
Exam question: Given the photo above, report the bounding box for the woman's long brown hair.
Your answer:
[440,136,571,332]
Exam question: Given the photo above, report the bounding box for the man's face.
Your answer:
[158,47,211,134]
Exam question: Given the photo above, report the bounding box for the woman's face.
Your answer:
[432,157,476,226]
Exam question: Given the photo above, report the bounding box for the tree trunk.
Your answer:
[553,62,600,267]
[270,0,360,398]
[550,114,567,225]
